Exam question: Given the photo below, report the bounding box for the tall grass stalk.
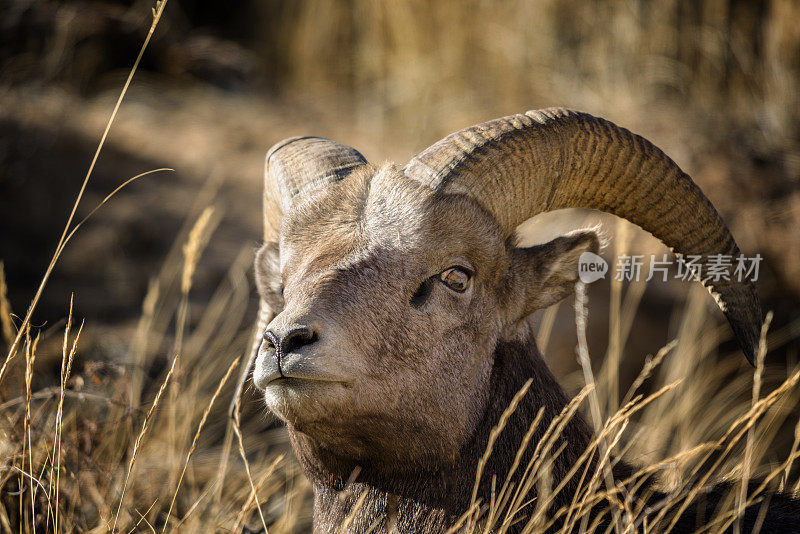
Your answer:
[112,353,180,533]
[162,355,239,533]
[1,0,171,379]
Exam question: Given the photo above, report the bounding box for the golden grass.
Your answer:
[0,0,172,378]
[2,0,799,532]
[0,198,298,531]
[1,170,799,533]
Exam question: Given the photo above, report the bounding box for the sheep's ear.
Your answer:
[254,241,284,313]
[509,230,601,318]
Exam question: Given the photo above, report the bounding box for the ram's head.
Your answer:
[251,109,761,476]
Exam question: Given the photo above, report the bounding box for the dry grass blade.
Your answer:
[51,299,82,534]
[620,339,678,407]
[232,411,270,533]
[0,262,14,348]
[161,205,221,505]
[230,455,284,533]
[1,0,171,383]
[468,378,533,528]
[125,499,160,534]
[656,367,800,532]
[536,302,560,353]
[61,169,174,249]
[530,381,682,533]
[554,421,630,534]
[734,311,773,534]
[781,417,800,491]
[161,355,240,533]
[575,282,624,532]
[340,490,370,533]
[605,218,631,416]
[216,299,272,509]
[23,325,37,533]
[181,207,218,295]
[503,385,593,527]
[9,466,54,528]
[129,279,160,408]
[484,407,545,530]
[112,352,180,533]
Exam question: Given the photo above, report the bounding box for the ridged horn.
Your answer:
[263,136,367,237]
[250,137,368,398]
[404,108,762,364]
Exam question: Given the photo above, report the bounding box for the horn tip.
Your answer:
[727,313,761,367]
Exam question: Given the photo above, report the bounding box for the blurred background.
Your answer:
[1,0,800,531]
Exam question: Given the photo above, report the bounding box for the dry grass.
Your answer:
[0,201,304,532]
[1,154,799,534]
[4,256,796,532]
[2,0,800,532]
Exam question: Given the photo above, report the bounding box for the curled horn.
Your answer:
[244,136,368,403]
[404,108,762,363]
[263,136,368,238]
[261,135,367,338]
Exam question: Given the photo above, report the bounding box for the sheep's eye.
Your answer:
[440,267,470,292]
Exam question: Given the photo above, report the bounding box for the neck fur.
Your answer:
[287,336,595,533]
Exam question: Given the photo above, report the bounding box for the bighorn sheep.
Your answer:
[248,109,798,532]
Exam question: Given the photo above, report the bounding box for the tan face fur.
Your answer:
[253,163,598,473]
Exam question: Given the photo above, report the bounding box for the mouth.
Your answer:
[261,373,351,418]
[264,374,348,387]
[253,350,350,390]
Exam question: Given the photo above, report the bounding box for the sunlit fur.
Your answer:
[254,163,603,531]
[253,164,799,532]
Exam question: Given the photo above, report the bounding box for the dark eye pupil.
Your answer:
[441,268,469,292]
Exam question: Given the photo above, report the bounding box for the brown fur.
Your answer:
[306,332,593,533]
[252,163,799,532]
[253,164,600,532]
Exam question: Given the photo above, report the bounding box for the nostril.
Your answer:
[262,330,279,355]
[281,326,318,354]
